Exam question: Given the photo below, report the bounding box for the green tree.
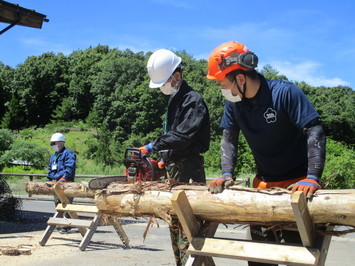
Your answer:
[322,139,355,189]
[54,45,110,121]
[260,64,289,81]
[12,52,69,127]
[1,92,25,130]
[0,64,14,124]
[0,141,48,170]
[0,129,13,156]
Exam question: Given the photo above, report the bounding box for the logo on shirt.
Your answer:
[264,108,277,123]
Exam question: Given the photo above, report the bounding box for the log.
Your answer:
[25,182,355,228]
[25,181,96,198]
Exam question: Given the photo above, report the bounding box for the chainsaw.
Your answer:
[88,148,163,189]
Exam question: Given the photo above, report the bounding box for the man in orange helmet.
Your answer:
[206,41,326,266]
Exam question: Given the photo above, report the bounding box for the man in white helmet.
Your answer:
[47,132,76,233]
[139,49,211,265]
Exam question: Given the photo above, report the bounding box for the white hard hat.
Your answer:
[50,133,66,142]
[147,49,182,88]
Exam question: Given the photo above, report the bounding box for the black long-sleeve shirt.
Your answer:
[153,80,210,160]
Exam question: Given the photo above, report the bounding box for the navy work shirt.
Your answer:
[221,75,319,180]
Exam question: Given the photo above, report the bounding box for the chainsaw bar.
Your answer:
[88,175,127,189]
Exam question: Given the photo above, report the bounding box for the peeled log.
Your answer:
[25,182,355,228]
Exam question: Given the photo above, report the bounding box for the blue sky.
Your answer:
[1,0,354,88]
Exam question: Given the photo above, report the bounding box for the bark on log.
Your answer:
[25,181,355,228]
[25,181,96,198]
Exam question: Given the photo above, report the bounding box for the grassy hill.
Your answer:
[3,123,125,176]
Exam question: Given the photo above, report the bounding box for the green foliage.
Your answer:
[0,141,48,170]
[322,139,355,189]
[298,84,355,145]
[260,64,289,81]
[0,129,13,156]
[204,137,222,173]
[235,134,256,174]
[0,46,354,189]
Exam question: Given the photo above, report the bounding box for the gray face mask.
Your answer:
[221,81,241,102]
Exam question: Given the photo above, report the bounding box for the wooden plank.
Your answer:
[171,190,200,242]
[188,237,320,265]
[316,226,333,266]
[39,211,63,246]
[111,217,130,247]
[54,183,70,204]
[47,217,92,228]
[291,191,316,247]
[53,184,87,236]
[172,191,217,266]
[56,204,98,213]
[79,214,101,251]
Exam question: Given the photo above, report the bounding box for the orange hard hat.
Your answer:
[207,41,258,80]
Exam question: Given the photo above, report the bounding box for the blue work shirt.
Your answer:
[221,75,319,181]
[47,147,76,181]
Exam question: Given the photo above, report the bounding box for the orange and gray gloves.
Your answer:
[138,143,154,154]
[139,143,165,169]
[289,175,321,198]
[157,159,165,169]
[208,172,235,194]
[59,177,66,182]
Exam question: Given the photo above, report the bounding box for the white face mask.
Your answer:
[52,145,60,152]
[160,76,179,95]
[221,81,241,102]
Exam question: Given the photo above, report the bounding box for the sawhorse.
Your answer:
[171,190,332,266]
[39,183,130,251]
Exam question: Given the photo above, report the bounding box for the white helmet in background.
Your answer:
[147,49,182,88]
[50,133,66,142]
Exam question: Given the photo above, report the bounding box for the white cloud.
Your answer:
[265,60,350,87]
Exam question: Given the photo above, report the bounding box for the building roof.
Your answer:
[0,0,48,34]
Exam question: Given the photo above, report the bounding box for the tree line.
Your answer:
[0,45,354,188]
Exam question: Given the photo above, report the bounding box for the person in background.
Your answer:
[47,132,76,234]
[206,41,326,266]
[139,49,211,265]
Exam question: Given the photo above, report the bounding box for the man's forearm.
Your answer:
[305,123,326,179]
[221,129,239,175]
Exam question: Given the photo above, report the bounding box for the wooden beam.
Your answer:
[291,191,316,247]
[47,217,93,228]
[56,204,99,213]
[110,217,130,247]
[79,214,101,251]
[171,190,200,242]
[39,211,62,246]
[53,184,87,236]
[315,226,333,266]
[188,237,320,265]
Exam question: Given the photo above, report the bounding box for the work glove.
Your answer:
[288,175,321,199]
[208,172,235,194]
[157,159,165,169]
[59,177,66,182]
[138,143,154,154]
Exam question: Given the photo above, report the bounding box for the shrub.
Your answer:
[322,139,355,189]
